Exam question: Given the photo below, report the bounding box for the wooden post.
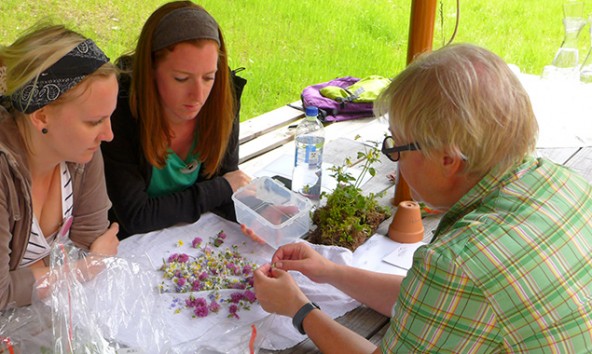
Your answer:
[394,0,438,205]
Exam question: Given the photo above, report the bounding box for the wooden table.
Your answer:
[237,101,592,353]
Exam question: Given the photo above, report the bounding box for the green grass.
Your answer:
[1,0,591,120]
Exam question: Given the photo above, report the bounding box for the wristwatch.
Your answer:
[292,302,321,335]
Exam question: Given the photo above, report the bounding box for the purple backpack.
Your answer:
[300,76,374,122]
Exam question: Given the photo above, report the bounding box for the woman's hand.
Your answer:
[241,224,266,244]
[271,242,335,284]
[253,263,309,317]
[223,170,251,192]
[89,222,119,256]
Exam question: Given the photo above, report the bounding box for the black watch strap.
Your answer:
[292,302,321,335]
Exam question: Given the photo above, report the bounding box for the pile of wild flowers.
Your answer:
[159,230,258,319]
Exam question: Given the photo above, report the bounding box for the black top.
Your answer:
[101,69,247,239]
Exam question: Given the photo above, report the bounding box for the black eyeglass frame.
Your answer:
[381,136,420,162]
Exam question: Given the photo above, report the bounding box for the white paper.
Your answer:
[351,234,426,276]
[381,242,426,270]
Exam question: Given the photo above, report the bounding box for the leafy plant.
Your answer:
[308,137,390,251]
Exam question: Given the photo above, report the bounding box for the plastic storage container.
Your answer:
[232,176,313,248]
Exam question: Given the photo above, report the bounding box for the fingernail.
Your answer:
[274,262,283,268]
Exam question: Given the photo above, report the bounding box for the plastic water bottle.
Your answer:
[292,106,325,202]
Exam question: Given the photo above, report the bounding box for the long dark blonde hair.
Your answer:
[129,1,234,177]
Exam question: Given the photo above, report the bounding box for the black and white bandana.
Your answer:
[10,39,109,114]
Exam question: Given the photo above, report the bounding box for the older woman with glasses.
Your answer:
[246,43,592,353]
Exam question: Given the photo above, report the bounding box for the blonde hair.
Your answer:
[375,43,538,176]
[127,1,235,177]
[0,23,117,148]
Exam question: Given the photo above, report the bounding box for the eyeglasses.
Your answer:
[381,136,420,162]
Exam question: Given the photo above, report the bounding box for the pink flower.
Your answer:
[194,305,209,318]
[217,230,227,240]
[230,292,244,304]
[192,237,203,248]
[246,276,254,287]
[168,253,179,262]
[243,290,257,303]
[208,301,221,313]
[231,282,247,290]
[177,253,189,263]
[242,265,253,275]
[191,281,201,291]
[228,304,239,319]
[186,296,207,308]
[176,277,186,287]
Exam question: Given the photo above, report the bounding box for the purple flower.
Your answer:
[208,301,221,313]
[168,253,179,262]
[217,231,227,240]
[194,305,209,318]
[191,281,201,291]
[243,290,257,303]
[198,272,208,281]
[176,277,186,287]
[213,238,224,247]
[227,263,241,275]
[246,276,254,287]
[186,296,208,308]
[228,304,239,319]
[242,265,253,275]
[230,292,244,304]
[192,237,203,248]
[177,253,189,263]
[231,282,247,290]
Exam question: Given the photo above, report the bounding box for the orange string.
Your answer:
[249,324,257,354]
[0,337,15,354]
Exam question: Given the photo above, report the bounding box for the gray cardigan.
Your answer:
[0,108,111,309]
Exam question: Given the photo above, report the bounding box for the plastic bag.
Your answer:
[0,238,170,353]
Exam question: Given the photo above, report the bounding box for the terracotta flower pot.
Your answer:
[388,201,424,243]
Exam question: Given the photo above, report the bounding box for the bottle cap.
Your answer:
[305,106,318,118]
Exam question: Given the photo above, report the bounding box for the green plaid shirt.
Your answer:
[381,156,592,353]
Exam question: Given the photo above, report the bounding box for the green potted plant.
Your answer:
[307,138,390,251]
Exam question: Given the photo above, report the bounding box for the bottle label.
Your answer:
[305,145,320,165]
[293,136,324,201]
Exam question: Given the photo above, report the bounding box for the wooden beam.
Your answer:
[394,0,438,205]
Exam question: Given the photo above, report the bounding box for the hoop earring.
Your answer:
[41,128,48,134]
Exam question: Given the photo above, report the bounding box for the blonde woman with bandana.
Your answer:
[0,24,120,310]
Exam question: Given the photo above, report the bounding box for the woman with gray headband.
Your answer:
[0,24,120,309]
[102,1,251,238]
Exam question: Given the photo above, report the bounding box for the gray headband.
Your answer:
[10,39,109,114]
[152,7,221,52]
